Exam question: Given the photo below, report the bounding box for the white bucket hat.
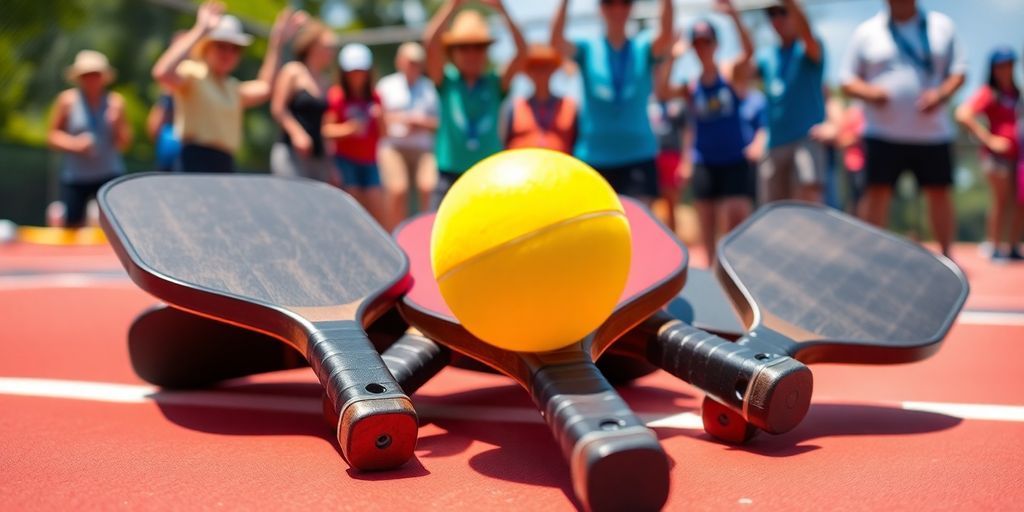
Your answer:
[339,43,373,72]
[198,14,253,53]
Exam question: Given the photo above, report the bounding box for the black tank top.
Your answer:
[281,89,328,157]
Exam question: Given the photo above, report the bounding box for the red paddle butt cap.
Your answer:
[337,398,418,471]
[571,427,670,512]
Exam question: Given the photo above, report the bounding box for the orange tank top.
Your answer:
[507,96,577,154]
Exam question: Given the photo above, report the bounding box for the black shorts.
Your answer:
[60,177,116,227]
[432,170,462,210]
[181,144,235,173]
[593,159,660,199]
[692,161,755,201]
[864,138,954,188]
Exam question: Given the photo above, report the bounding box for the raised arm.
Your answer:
[718,0,754,92]
[650,0,675,58]
[424,0,464,86]
[655,37,690,101]
[784,0,821,63]
[550,0,576,60]
[240,9,307,108]
[152,1,224,91]
[484,0,528,92]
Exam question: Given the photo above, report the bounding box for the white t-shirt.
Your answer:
[375,73,439,151]
[839,10,967,144]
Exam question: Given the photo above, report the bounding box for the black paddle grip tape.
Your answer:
[308,320,411,413]
[649,321,812,434]
[530,358,669,512]
[381,331,451,395]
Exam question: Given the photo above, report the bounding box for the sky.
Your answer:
[483,0,1024,100]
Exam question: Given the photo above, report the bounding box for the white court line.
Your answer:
[2,274,1024,325]
[0,273,131,291]
[957,311,1024,327]
[1,377,1023,428]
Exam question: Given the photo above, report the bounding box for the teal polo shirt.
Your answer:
[572,32,659,168]
[757,39,826,149]
[435,64,506,174]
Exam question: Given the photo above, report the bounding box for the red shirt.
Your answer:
[327,85,382,164]
[965,86,1020,161]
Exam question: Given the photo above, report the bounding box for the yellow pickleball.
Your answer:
[431,148,632,353]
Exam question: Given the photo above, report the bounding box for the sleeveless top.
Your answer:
[690,75,747,166]
[328,86,382,165]
[60,89,125,183]
[280,89,328,157]
[507,96,577,153]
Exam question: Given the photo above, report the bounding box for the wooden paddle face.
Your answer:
[396,197,687,384]
[716,202,969,363]
[100,174,410,345]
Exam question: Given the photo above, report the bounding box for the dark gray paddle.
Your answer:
[99,173,418,470]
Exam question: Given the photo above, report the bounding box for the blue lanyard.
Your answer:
[78,89,107,136]
[888,13,933,75]
[606,39,633,103]
[453,77,493,145]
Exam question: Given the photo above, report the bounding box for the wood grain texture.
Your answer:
[719,203,968,345]
[100,174,406,311]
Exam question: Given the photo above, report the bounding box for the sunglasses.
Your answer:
[766,7,789,18]
[452,43,490,54]
[210,42,244,55]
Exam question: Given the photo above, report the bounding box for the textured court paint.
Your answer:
[4,377,1024,425]
[3,243,1024,511]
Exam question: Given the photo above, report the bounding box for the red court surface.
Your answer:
[1,242,1022,510]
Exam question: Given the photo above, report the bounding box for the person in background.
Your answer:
[840,0,966,258]
[323,44,386,222]
[756,0,826,204]
[652,38,689,232]
[376,42,439,229]
[424,0,527,206]
[152,1,304,172]
[505,44,577,154]
[47,50,131,227]
[147,92,179,172]
[147,32,186,173]
[956,46,1022,261]
[271,19,336,183]
[737,66,767,178]
[660,2,756,265]
[551,0,674,203]
[834,100,867,213]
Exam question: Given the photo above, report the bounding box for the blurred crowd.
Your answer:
[46,0,1024,263]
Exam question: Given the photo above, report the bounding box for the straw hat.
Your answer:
[524,44,563,69]
[195,15,253,56]
[442,10,495,47]
[65,50,116,84]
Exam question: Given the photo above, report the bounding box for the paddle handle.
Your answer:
[646,319,812,434]
[381,329,451,395]
[530,355,669,512]
[308,320,418,471]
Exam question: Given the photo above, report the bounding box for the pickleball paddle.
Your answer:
[631,202,970,442]
[99,173,418,471]
[129,305,448,396]
[397,197,684,512]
